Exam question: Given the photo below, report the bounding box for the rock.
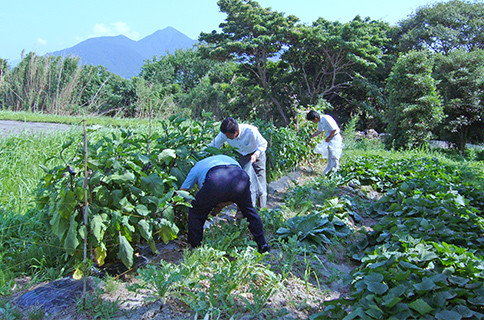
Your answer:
[355,131,366,140]
[365,129,379,139]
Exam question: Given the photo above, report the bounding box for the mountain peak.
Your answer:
[50,27,196,78]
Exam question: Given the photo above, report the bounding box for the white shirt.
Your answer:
[318,115,340,138]
[207,123,268,156]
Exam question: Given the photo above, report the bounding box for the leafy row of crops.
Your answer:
[308,156,484,319]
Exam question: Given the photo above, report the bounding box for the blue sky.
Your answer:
[1,0,446,62]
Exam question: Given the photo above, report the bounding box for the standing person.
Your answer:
[180,154,270,253]
[307,110,344,175]
[207,117,268,208]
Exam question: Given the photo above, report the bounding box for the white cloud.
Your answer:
[36,38,47,46]
[89,22,140,40]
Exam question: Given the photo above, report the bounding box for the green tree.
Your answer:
[396,0,484,54]
[0,58,8,109]
[282,16,390,107]
[385,51,443,149]
[434,49,484,152]
[140,48,238,118]
[199,0,299,125]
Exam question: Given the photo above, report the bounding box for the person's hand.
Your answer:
[250,153,258,163]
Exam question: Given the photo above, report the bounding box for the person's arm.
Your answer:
[206,132,226,149]
[310,130,322,139]
[325,129,337,142]
[180,167,197,191]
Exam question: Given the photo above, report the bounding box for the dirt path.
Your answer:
[0,120,72,136]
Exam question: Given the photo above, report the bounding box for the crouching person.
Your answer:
[180,155,270,253]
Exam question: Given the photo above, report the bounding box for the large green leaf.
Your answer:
[158,149,176,164]
[118,235,134,268]
[50,211,69,238]
[413,277,438,293]
[58,189,77,219]
[136,204,151,216]
[367,281,389,295]
[64,216,80,255]
[91,214,107,243]
[158,219,179,243]
[408,298,433,315]
[138,220,153,242]
[105,171,136,184]
[140,173,165,197]
[435,310,462,320]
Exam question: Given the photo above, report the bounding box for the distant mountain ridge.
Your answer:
[51,27,197,78]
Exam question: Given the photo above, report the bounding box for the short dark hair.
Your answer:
[220,117,239,134]
[307,110,320,121]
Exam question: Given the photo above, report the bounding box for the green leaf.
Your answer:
[454,305,473,318]
[413,277,437,293]
[408,298,433,315]
[435,310,462,320]
[175,189,194,200]
[138,220,153,242]
[366,272,384,283]
[105,171,136,184]
[119,197,135,213]
[136,204,151,216]
[382,296,402,308]
[64,216,80,255]
[50,211,69,238]
[448,276,469,286]
[158,149,177,164]
[91,214,106,243]
[140,173,165,197]
[158,219,179,243]
[58,190,77,219]
[469,296,484,306]
[367,281,389,295]
[118,235,134,268]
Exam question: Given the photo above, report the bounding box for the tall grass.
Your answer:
[0,130,82,214]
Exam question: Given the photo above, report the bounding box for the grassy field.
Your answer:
[0,112,482,319]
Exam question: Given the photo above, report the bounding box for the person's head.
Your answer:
[307,110,320,123]
[220,117,240,139]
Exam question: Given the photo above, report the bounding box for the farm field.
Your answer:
[0,115,483,320]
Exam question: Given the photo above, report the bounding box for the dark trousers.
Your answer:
[188,165,267,248]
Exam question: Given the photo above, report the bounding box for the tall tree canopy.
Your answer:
[199,0,299,124]
[396,0,484,54]
[385,51,443,149]
[282,16,390,107]
[434,49,484,152]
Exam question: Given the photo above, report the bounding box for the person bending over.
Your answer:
[180,154,270,253]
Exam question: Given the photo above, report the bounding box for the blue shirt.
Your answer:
[180,155,241,189]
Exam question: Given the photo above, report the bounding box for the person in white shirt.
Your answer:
[307,110,344,175]
[207,117,268,208]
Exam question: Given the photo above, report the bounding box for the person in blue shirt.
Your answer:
[180,155,270,253]
[206,117,268,208]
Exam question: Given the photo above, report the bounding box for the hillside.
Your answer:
[51,27,197,78]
